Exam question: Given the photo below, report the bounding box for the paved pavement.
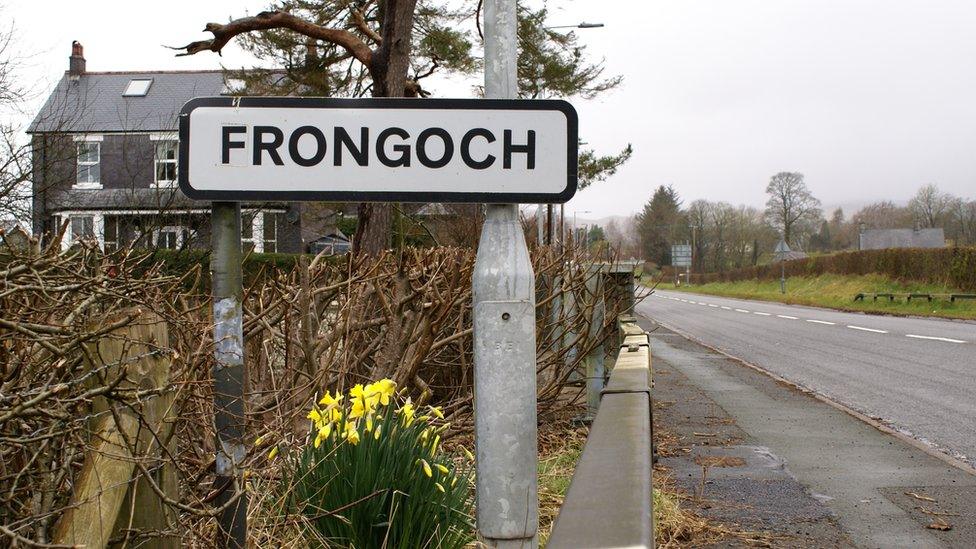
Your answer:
[643,322,976,548]
[636,289,976,468]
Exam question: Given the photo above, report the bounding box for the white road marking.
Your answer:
[721,306,732,310]
[753,312,772,316]
[847,325,888,334]
[708,304,719,308]
[698,302,707,305]
[777,315,798,320]
[735,308,750,313]
[807,319,836,325]
[688,300,697,304]
[906,334,966,344]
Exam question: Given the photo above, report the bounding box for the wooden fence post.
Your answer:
[53,310,180,548]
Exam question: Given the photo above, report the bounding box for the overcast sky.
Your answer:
[6,0,976,220]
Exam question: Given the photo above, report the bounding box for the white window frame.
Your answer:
[151,134,179,188]
[241,210,265,253]
[153,225,185,250]
[73,135,103,189]
[62,213,104,251]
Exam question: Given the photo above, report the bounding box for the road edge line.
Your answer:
[645,315,976,478]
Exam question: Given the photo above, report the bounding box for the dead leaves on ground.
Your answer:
[904,492,955,532]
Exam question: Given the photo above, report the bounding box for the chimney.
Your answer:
[69,41,85,77]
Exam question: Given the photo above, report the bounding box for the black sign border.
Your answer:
[178,96,578,203]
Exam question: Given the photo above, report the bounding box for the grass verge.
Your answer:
[646,273,976,320]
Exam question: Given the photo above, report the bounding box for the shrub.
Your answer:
[282,380,473,548]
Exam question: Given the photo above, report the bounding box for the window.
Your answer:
[123,79,152,96]
[241,212,276,253]
[241,211,257,253]
[103,216,119,252]
[76,142,100,187]
[154,141,178,186]
[263,213,277,253]
[154,226,184,250]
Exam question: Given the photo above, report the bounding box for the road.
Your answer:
[636,288,976,467]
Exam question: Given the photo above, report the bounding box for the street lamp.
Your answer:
[546,22,606,29]
[540,23,604,248]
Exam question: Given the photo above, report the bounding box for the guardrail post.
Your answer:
[584,264,606,420]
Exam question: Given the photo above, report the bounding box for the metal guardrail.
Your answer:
[854,292,976,303]
[548,319,653,548]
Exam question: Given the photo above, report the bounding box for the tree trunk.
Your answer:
[352,0,419,256]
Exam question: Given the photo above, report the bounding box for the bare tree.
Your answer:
[174,6,420,255]
[0,16,30,224]
[908,183,953,229]
[763,171,822,247]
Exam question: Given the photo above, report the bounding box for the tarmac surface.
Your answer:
[639,289,976,468]
[641,319,976,548]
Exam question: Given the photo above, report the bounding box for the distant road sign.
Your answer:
[671,244,692,267]
[774,240,792,255]
[178,97,578,203]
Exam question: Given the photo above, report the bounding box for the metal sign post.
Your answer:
[210,201,246,548]
[671,243,692,285]
[475,0,538,546]
[775,239,791,294]
[179,54,576,548]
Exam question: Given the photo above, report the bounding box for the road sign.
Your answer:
[774,239,792,255]
[178,97,578,203]
[671,244,692,267]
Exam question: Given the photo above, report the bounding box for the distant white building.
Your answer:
[858,228,945,250]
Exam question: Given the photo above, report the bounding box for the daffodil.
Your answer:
[429,406,444,420]
[318,390,343,409]
[398,399,416,426]
[372,379,396,406]
[343,421,360,445]
[435,482,445,493]
[254,436,264,446]
[435,463,450,475]
[374,424,382,440]
[307,408,322,423]
[462,446,474,461]
[267,446,279,460]
[430,434,441,456]
[419,459,433,478]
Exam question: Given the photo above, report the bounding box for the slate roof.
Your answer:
[859,228,945,250]
[45,187,286,213]
[28,71,227,133]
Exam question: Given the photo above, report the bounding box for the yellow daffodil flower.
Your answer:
[419,459,433,478]
[398,399,416,426]
[372,379,396,406]
[267,446,279,460]
[254,436,264,446]
[429,406,445,420]
[462,447,474,461]
[307,408,322,423]
[318,390,343,409]
[343,421,360,445]
[435,482,446,493]
[435,463,450,475]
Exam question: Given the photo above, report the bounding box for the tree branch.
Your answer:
[170,10,372,67]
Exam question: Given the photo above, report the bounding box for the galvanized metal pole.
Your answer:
[210,201,247,548]
[475,0,538,547]
[585,265,605,420]
[537,204,545,246]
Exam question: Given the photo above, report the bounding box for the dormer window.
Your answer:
[123,79,152,96]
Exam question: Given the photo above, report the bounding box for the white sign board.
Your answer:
[178,97,578,203]
[671,244,692,267]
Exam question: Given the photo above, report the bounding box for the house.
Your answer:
[28,42,304,253]
[858,228,945,250]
